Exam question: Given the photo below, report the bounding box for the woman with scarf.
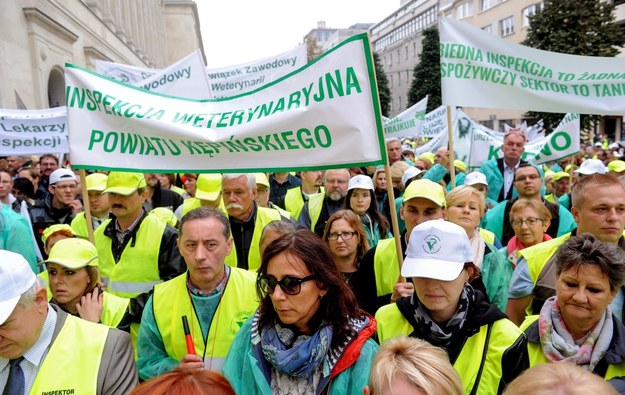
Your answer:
[497,199,552,311]
[223,229,378,395]
[521,233,625,383]
[445,185,509,312]
[376,220,527,394]
[344,175,391,249]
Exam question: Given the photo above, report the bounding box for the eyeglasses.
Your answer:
[514,174,540,182]
[327,231,356,241]
[257,275,315,296]
[511,217,542,227]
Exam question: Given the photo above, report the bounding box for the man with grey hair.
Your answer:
[0,250,138,393]
[386,137,404,166]
[297,168,350,237]
[222,173,283,271]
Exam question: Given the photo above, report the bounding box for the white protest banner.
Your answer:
[65,34,385,173]
[383,96,428,138]
[0,107,68,155]
[421,105,450,138]
[468,112,580,168]
[136,49,212,99]
[206,45,308,98]
[95,60,156,84]
[439,17,625,115]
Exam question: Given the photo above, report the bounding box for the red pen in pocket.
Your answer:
[182,315,196,355]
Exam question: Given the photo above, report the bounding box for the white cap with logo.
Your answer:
[401,220,473,281]
[0,250,37,325]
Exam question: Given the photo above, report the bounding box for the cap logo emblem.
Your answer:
[422,235,441,254]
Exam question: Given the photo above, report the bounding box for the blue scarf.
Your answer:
[259,320,333,379]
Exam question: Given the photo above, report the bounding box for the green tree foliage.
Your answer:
[305,37,324,62]
[408,26,441,113]
[522,0,625,131]
[373,53,391,117]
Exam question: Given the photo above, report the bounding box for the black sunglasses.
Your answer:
[257,275,315,296]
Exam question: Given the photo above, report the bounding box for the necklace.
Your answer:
[342,271,356,284]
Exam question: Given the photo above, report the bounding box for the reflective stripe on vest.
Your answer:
[152,269,258,371]
[30,314,108,394]
[95,214,165,298]
[308,193,325,232]
[225,207,281,271]
[373,239,400,297]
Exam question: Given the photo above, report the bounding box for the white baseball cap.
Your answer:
[0,250,37,325]
[347,175,374,191]
[574,159,607,175]
[401,167,422,187]
[464,171,488,186]
[401,220,473,281]
[49,168,77,185]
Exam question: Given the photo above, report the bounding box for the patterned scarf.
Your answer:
[538,296,613,371]
[413,285,473,348]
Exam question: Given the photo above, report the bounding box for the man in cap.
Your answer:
[482,163,576,247]
[136,207,258,379]
[574,158,607,178]
[360,179,447,312]
[222,173,282,271]
[544,171,570,206]
[175,174,225,220]
[29,168,82,258]
[298,168,351,237]
[254,173,291,218]
[70,172,110,238]
[94,171,185,319]
[464,171,497,210]
[0,250,138,393]
[282,170,324,219]
[506,173,625,326]
[143,173,184,213]
[480,128,532,202]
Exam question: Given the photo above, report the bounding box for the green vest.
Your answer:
[479,228,496,245]
[285,187,323,220]
[70,211,88,238]
[225,207,281,271]
[152,269,258,371]
[95,214,166,298]
[373,238,400,297]
[376,303,523,395]
[30,314,109,394]
[307,193,325,232]
[522,315,625,380]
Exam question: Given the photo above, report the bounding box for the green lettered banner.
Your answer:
[65,34,385,173]
[383,96,427,138]
[440,17,625,115]
[0,107,68,155]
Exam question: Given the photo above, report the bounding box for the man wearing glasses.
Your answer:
[29,168,82,259]
[482,163,576,246]
[137,206,258,380]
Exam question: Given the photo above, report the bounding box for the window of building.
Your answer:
[456,1,474,19]
[523,3,544,27]
[481,24,492,34]
[405,46,409,60]
[499,16,514,36]
[480,0,496,12]
[414,42,417,56]
[48,68,65,108]
[406,70,410,84]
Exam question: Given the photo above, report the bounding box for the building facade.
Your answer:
[369,0,625,138]
[0,0,204,110]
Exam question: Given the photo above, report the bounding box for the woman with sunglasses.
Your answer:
[223,229,378,395]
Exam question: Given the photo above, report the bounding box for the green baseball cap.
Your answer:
[86,173,108,192]
[103,172,146,196]
[403,179,446,207]
[43,238,98,269]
